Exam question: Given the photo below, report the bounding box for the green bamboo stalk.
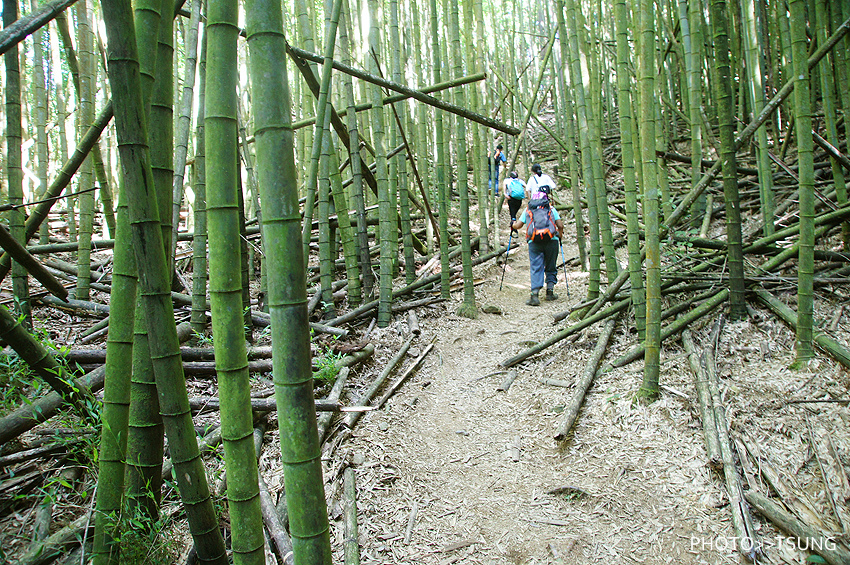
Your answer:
[191,27,208,335]
[31,0,50,246]
[172,0,202,258]
[5,0,30,328]
[564,0,601,300]
[614,0,645,341]
[709,0,747,320]
[790,0,815,367]
[75,0,95,302]
[205,0,265,556]
[579,4,619,284]
[245,0,332,558]
[637,0,661,401]
[339,0,369,303]
[369,0,393,327]
[815,0,848,248]
[555,3,587,270]
[318,127,335,319]
[100,0,228,559]
[92,183,137,565]
[742,0,775,237]
[449,0,477,319]
[300,0,343,264]
[431,0,450,301]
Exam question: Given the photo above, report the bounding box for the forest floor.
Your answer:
[301,207,850,565]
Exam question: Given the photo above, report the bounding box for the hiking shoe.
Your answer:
[545,289,559,301]
[527,293,541,306]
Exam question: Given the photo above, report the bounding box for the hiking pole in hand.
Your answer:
[558,239,571,299]
[500,224,516,291]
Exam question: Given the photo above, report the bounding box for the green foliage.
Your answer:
[117,497,180,565]
[314,346,344,385]
[0,322,76,417]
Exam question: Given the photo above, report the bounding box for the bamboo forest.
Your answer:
[1,0,850,562]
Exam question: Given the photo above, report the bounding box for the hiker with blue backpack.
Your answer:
[510,164,564,306]
[504,171,527,222]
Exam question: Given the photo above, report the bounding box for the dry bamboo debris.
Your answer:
[805,415,850,537]
[496,369,518,392]
[745,490,850,565]
[554,317,617,442]
[736,432,833,533]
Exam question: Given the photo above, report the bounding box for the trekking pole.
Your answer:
[500,227,515,291]
[559,239,571,299]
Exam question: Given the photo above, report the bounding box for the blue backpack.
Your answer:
[508,179,525,199]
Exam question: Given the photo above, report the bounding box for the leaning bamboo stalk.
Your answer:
[681,329,722,469]
[286,45,519,136]
[0,224,68,299]
[188,397,356,412]
[346,337,414,428]
[745,490,850,565]
[0,306,96,420]
[554,317,617,441]
[754,288,850,369]
[0,102,113,284]
[0,0,77,56]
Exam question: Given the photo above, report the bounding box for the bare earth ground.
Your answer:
[293,216,850,565]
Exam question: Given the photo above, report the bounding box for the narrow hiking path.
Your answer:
[327,225,741,565]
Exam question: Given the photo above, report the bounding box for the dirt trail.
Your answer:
[326,231,741,565]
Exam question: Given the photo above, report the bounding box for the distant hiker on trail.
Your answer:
[504,171,526,222]
[511,186,565,306]
[489,144,506,196]
[527,163,556,201]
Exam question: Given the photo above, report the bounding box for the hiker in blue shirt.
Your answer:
[510,186,564,306]
[503,171,527,222]
[489,144,506,196]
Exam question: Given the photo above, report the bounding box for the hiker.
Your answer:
[527,163,557,201]
[510,187,565,306]
[489,143,506,196]
[503,171,526,222]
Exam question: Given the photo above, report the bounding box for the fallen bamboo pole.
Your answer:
[345,337,414,429]
[373,343,434,410]
[681,329,722,469]
[705,317,760,560]
[501,298,631,368]
[554,317,617,441]
[343,467,361,565]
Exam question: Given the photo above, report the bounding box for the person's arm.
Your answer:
[511,219,524,232]
[555,219,565,239]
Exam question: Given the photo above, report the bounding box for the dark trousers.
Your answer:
[508,197,523,221]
